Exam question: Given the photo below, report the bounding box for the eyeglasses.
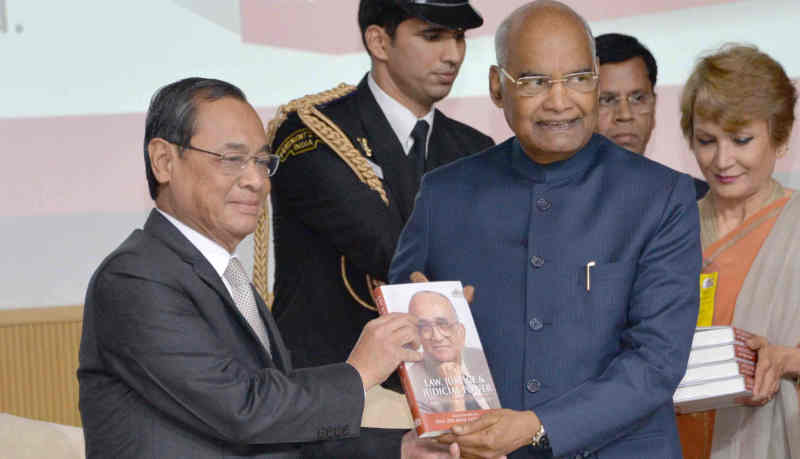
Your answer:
[499,67,599,96]
[598,92,654,114]
[179,144,280,177]
[418,319,460,339]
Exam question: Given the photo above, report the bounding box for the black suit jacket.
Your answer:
[78,210,364,459]
[270,76,495,376]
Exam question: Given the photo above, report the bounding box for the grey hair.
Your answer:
[494,0,596,70]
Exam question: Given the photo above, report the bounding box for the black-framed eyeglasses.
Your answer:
[598,91,654,114]
[499,67,599,96]
[177,143,280,177]
[418,319,460,338]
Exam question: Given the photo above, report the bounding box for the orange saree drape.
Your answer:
[677,194,792,459]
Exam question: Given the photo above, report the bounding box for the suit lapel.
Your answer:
[191,262,281,367]
[427,110,461,170]
[144,210,238,315]
[351,77,419,221]
[254,289,291,372]
[144,209,277,367]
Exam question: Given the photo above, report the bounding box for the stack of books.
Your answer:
[673,326,757,414]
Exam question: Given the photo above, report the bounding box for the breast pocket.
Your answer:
[560,260,637,323]
[586,260,637,305]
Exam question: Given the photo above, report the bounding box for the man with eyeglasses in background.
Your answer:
[596,32,708,199]
[406,291,501,414]
[78,77,439,459]
[390,1,701,457]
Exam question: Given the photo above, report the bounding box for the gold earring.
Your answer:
[776,146,788,158]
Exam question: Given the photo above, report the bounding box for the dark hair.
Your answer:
[596,33,658,87]
[680,44,796,147]
[143,77,247,200]
[358,0,412,52]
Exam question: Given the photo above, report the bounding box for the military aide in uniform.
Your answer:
[261,0,494,441]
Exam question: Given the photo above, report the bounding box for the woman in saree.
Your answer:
[676,44,800,459]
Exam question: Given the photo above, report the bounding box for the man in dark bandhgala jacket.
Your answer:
[390,2,701,457]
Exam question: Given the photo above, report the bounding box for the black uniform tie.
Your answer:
[410,120,430,183]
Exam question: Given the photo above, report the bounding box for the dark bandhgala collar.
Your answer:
[510,134,603,184]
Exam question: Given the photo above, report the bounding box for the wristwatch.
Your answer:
[531,423,550,449]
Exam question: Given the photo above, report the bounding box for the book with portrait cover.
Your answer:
[374,281,502,438]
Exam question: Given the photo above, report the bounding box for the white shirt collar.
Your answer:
[368,72,435,156]
[156,208,238,295]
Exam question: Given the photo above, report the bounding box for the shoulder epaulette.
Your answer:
[265,83,388,207]
[255,84,388,305]
[265,83,356,147]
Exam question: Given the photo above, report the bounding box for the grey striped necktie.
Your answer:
[224,257,271,356]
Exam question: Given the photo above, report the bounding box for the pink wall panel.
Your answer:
[1,113,151,218]
[241,0,363,54]
[647,85,702,178]
[240,0,739,53]
[438,95,513,143]
[479,0,738,35]
[0,108,281,219]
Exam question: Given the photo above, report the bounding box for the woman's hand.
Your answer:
[738,335,793,406]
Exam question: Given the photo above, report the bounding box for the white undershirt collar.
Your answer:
[368,72,435,156]
[156,208,238,296]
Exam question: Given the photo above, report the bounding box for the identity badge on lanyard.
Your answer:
[697,272,718,327]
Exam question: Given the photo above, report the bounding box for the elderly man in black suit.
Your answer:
[77,78,456,458]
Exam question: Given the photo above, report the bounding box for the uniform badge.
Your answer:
[275,128,321,162]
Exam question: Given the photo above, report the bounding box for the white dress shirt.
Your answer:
[156,208,240,298]
[368,72,435,157]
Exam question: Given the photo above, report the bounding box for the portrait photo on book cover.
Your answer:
[383,283,501,414]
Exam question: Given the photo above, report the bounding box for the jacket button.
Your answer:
[530,255,545,268]
[528,317,543,331]
[536,197,551,211]
[526,379,541,393]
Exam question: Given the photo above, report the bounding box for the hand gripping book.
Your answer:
[374,281,501,438]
